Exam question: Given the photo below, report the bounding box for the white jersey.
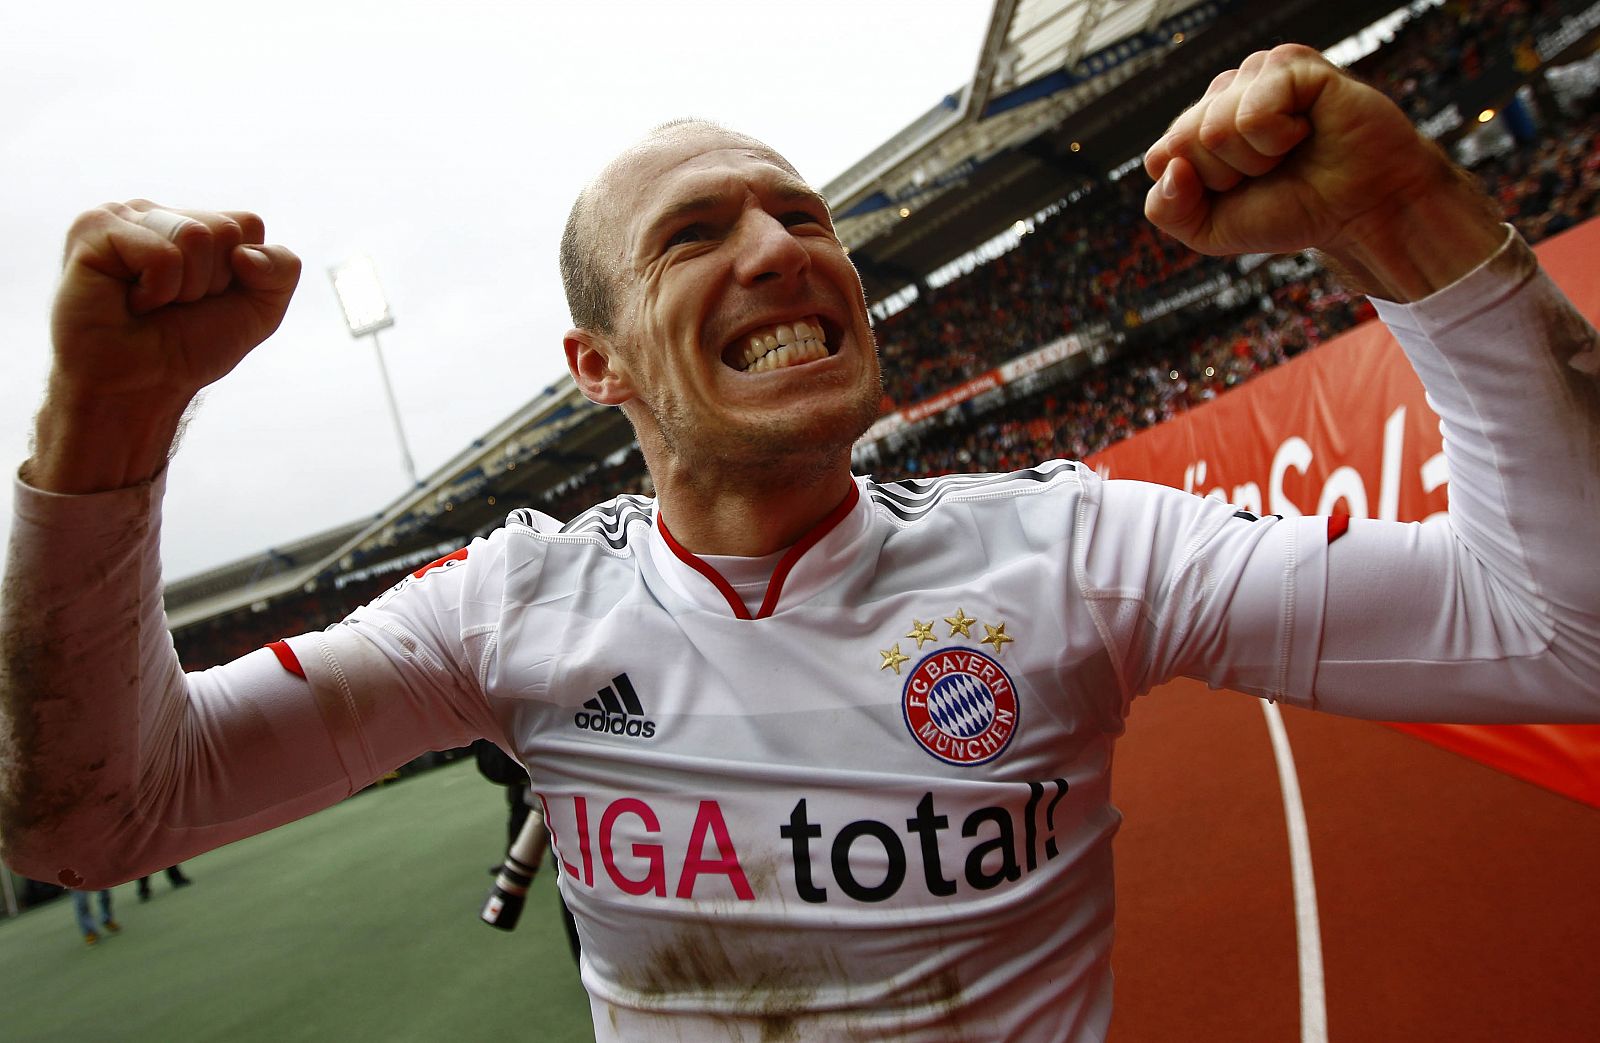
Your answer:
[5,230,1599,1042]
[303,460,1323,1041]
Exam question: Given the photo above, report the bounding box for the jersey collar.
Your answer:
[649,479,867,619]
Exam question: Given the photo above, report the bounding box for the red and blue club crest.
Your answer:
[902,647,1019,765]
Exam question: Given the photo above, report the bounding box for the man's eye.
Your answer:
[781,211,824,229]
[667,225,707,248]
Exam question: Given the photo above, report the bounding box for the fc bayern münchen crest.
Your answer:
[902,647,1019,766]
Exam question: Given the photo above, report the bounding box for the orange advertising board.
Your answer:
[1086,221,1600,808]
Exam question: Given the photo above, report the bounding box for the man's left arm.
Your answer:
[1142,45,1600,720]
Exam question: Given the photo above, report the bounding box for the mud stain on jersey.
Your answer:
[893,953,975,1041]
[739,853,779,902]
[909,963,964,1018]
[625,925,977,1040]
[627,926,820,1039]
[0,505,146,877]
[0,597,76,840]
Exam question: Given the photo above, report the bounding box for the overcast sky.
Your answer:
[1,0,996,580]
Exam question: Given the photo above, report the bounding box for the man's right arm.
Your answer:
[2,203,309,886]
[1,203,492,887]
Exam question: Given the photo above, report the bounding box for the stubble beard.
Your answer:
[654,373,882,493]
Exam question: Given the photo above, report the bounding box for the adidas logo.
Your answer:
[573,673,657,739]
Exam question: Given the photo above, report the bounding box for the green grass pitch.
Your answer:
[0,759,594,1041]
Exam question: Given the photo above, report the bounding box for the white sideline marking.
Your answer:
[1260,700,1328,1043]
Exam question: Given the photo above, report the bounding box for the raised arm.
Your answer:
[1133,46,1600,719]
[1,205,494,887]
[0,204,304,884]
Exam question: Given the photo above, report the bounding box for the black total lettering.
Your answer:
[1024,781,1043,871]
[905,792,957,897]
[831,820,907,903]
[961,806,1022,890]
[779,781,1069,905]
[780,799,828,903]
[1043,779,1068,860]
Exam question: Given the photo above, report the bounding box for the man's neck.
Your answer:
[651,461,857,557]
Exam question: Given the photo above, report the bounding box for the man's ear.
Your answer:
[564,329,634,406]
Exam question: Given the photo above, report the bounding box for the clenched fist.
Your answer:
[31,202,301,493]
[1143,44,1502,301]
[51,201,301,402]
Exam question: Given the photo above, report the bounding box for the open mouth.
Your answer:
[723,315,843,373]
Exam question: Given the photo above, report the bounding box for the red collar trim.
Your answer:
[657,482,861,620]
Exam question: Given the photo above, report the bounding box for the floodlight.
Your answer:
[330,255,395,337]
[329,254,418,487]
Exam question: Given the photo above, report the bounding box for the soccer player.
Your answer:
[3,46,1598,1040]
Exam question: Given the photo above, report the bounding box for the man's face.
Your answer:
[593,131,881,478]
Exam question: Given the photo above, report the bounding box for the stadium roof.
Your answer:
[827,0,1401,301]
[165,384,636,628]
[165,0,1403,629]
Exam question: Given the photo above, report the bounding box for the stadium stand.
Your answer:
[168,0,1600,690]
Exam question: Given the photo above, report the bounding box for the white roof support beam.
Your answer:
[1062,0,1114,70]
[967,0,1026,119]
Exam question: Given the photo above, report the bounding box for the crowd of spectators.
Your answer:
[1483,108,1600,239]
[1354,0,1573,125]
[873,176,1207,407]
[868,266,1374,480]
[864,112,1600,484]
[173,4,1600,677]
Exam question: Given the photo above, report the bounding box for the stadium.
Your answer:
[5,0,1600,1039]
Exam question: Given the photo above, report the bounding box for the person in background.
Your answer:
[472,738,581,960]
[137,863,192,901]
[479,799,550,932]
[71,888,119,947]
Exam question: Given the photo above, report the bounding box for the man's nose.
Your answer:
[731,210,810,286]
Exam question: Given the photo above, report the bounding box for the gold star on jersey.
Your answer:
[879,644,911,675]
[981,622,1014,653]
[945,608,977,638]
[876,609,1020,766]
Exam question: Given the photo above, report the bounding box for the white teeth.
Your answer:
[731,316,830,372]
